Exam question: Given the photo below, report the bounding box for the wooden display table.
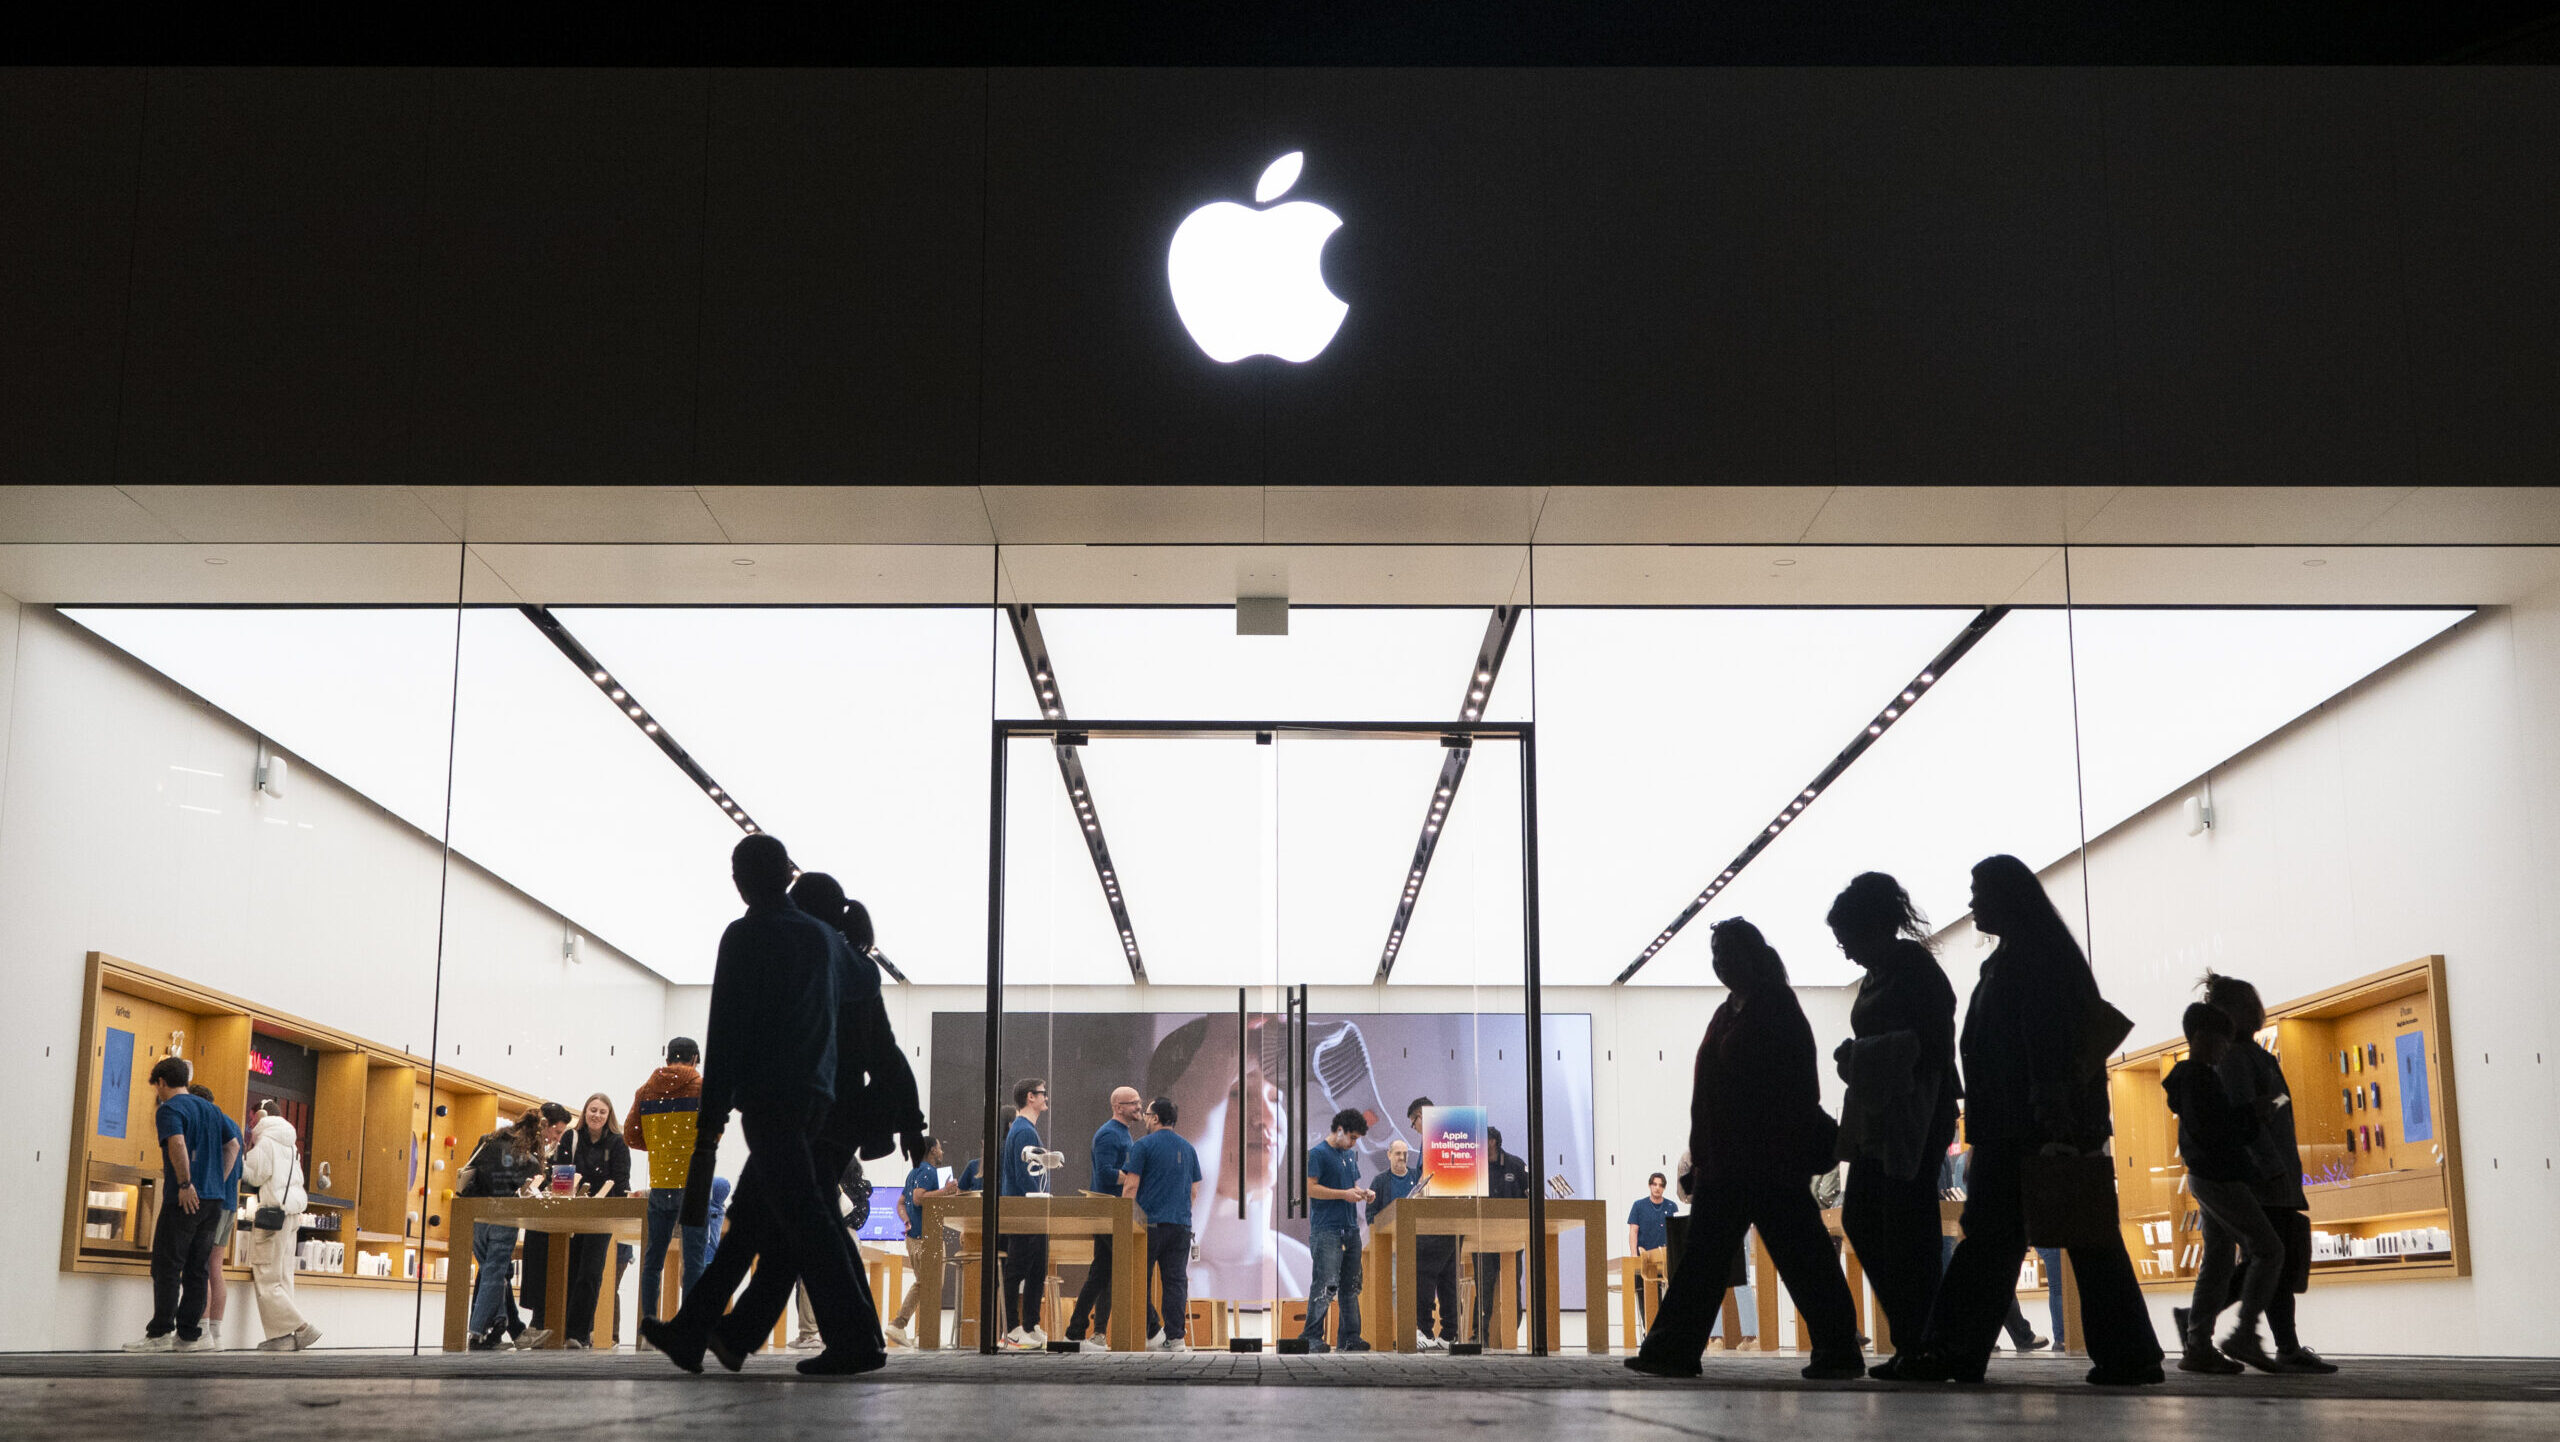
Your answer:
[910,1194,1148,1353]
[1366,1197,1609,1354]
[441,1195,649,1352]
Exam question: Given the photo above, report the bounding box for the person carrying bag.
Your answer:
[236,1105,320,1352]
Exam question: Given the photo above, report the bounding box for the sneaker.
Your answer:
[1623,1351,1702,1379]
[1024,1326,1049,1347]
[254,1334,300,1352]
[292,1324,322,1351]
[2018,1334,2052,1352]
[1001,1327,1039,1352]
[1302,1337,1332,1354]
[173,1334,218,1353]
[1162,1337,1189,1352]
[2220,1326,2281,1375]
[2086,1361,2166,1386]
[1077,1338,1109,1352]
[469,1333,505,1352]
[566,1339,591,1350]
[883,1324,914,1349]
[515,1328,554,1351]
[2274,1347,2339,1375]
[1341,1338,1373,1353]
[1889,1347,1984,1385]
[1418,1335,1448,1352]
[2179,1343,2245,1375]
[122,1334,175,1353]
[704,1327,750,1373]
[1147,1330,1170,1351]
[790,1333,825,1351]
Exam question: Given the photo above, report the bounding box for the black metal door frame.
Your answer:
[981,720,1548,1355]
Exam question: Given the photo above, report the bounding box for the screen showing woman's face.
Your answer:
[1166,1017,1290,1205]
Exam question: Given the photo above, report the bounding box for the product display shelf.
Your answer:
[2105,956,2466,1292]
[63,951,543,1293]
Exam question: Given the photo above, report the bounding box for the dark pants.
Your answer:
[1471,1252,1518,1343]
[1417,1237,1459,1341]
[1841,1160,1944,1355]
[670,1108,874,1357]
[565,1232,611,1345]
[1145,1223,1190,1340]
[1924,1141,2161,1373]
[1066,1233,1112,1340]
[147,1199,224,1340]
[521,1230,552,1327]
[1638,1170,1862,1367]
[1001,1233,1049,1332]
[711,1137,882,1357]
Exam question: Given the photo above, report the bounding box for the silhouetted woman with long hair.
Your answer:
[1828,872,1959,1379]
[1627,919,1865,1381]
[1907,855,2162,1386]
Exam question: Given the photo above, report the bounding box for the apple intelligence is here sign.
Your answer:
[1168,152,1347,364]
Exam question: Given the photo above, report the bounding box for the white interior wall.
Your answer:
[0,608,673,1352]
[1933,595,2560,1357]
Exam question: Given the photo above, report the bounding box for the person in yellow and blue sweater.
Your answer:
[628,1036,706,1330]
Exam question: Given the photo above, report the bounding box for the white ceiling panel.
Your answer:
[0,486,186,543]
[1529,486,1835,544]
[695,486,995,545]
[998,545,1528,606]
[2070,487,2413,545]
[119,486,458,543]
[980,486,1265,544]
[471,543,997,604]
[0,544,506,604]
[411,486,729,543]
[1262,486,1544,544]
[1526,545,2057,606]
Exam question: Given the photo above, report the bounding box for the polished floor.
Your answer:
[2,1350,2555,1441]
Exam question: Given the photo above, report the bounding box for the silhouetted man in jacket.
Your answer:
[644,834,880,1377]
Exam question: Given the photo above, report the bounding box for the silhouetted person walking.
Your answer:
[686,873,921,1375]
[1908,855,2162,1386]
[643,835,878,1377]
[1627,919,1865,1381]
[1827,872,1960,1379]
[2186,972,2335,1374]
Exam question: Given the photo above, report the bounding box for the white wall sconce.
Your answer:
[2184,779,2216,837]
[564,931,584,965]
[254,750,288,800]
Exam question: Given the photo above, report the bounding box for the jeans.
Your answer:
[2187,1176,2283,1343]
[1637,1169,1861,1368]
[1841,1159,1945,1354]
[1305,1227,1362,1345]
[469,1224,524,1339]
[639,1189,707,1325]
[147,1200,224,1340]
[1066,1232,1112,1340]
[1145,1224,1191,1340]
[1923,1141,2161,1374]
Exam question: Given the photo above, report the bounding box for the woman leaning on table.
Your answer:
[463,1101,571,1350]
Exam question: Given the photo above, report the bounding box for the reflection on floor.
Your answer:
[3,1348,2558,1442]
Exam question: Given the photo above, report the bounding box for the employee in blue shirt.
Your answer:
[998,1078,1051,1350]
[1626,1172,1680,1329]
[1303,1109,1376,1353]
[1405,1096,1461,1345]
[1120,1096,1203,1350]
[1065,1086,1144,1350]
[1367,1140,1447,1351]
[124,1056,242,1352]
[884,1139,954,1347]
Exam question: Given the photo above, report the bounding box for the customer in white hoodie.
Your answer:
[238,1106,321,1352]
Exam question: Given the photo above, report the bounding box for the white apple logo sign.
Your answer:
[1167,152,1348,363]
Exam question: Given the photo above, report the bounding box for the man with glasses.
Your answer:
[999,1079,1052,1350]
[1065,1086,1143,1351]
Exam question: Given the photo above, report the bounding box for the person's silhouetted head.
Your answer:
[1968,854,2087,969]
[841,899,875,952]
[732,834,794,905]
[790,870,847,925]
[2199,970,2265,1034]
[1708,917,1789,994]
[2181,1001,2235,1066]
[1826,871,1932,961]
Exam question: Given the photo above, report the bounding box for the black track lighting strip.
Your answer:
[1374,605,1522,983]
[1006,605,1147,982]
[1612,606,2010,985]
[522,605,908,984]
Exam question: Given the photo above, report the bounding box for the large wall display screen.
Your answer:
[931,1011,1595,1304]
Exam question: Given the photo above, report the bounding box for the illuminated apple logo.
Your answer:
[1167,152,1347,363]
